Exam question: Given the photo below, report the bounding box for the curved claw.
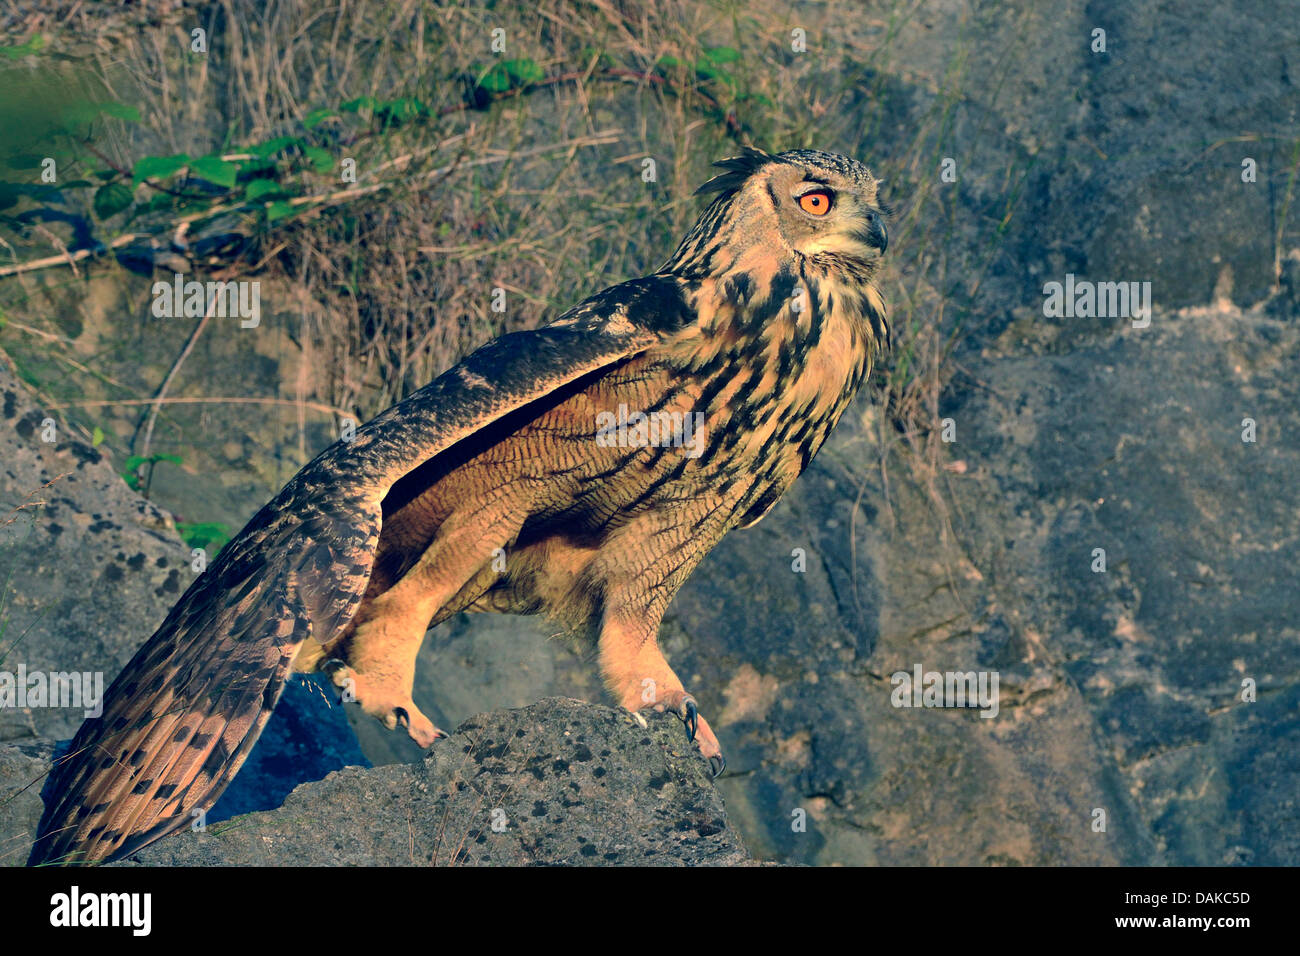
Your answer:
[321,660,444,748]
[626,689,724,776]
[683,697,699,743]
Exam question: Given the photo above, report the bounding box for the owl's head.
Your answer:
[667,147,888,278]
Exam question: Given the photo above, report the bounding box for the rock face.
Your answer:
[6,297,1298,870]
[0,354,191,744]
[2,700,747,866]
[124,699,745,866]
[675,300,1300,866]
[0,354,366,846]
[337,0,1300,866]
[0,740,52,867]
[379,299,1300,868]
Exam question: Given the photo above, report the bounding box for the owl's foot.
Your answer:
[599,615,726,776]
[322,658,447,749]
[633,689,726,777]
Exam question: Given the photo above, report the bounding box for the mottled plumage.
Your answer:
[29,147,888,865]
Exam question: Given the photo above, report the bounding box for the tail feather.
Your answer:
[29,596,299,865]
[123,631,294,847]
[29,499,381,866]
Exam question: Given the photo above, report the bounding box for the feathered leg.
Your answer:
[597,606,725,776]
[325,511,519,747]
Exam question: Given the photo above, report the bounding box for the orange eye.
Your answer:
[797,190,833,216]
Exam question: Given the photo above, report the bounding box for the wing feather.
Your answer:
[29,304,677,865]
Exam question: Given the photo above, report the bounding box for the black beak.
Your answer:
[867,213,888,254]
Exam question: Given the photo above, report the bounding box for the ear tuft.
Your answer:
[694,147,775,198]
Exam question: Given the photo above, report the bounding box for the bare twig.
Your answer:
[131,295,217,458]
[48,396,352,417]
[0,233,144,279]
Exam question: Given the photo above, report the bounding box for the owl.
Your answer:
[29,147,888,865]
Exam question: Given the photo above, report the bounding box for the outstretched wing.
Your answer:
[29,291,683,865]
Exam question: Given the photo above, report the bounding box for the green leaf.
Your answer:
[92,170,119,182]
[0,180,61,206]
[339,96,376,113]
[266,200,296,222]
[478,64,512,93]
[91,426,104,447]
[503,58,544,85]
[304,108,336,129]
[175,520,232,554]
[190,155,238,188]
[244,178,287,202]
[302,146,333,173]
[145,192,176,212]
[473,60,542,93]
[61,101,102,128]
[98,102,141,123]
[123,453,181,471]
[695,61,736,88]
[236,156,277,178]
[92,181,134,219]
[136,192,173,213]
[0,35,45,60]
[656,55,680,69]
[702,46,740,64]
[250,136,299,158]
[132,153,190,187]
[382,97,432,127]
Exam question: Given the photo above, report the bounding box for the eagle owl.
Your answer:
[29,147,889,865]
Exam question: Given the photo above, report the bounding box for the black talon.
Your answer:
[683,698,699,742]
[709,755,726,777]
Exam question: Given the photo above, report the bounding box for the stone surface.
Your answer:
[125,699,747,866]
[0,353,190,743]
[673,299,1300,866]
[0,739,51,867]
[0,354,366,849]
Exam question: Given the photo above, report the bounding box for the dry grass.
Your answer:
[0,0,1015,504]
